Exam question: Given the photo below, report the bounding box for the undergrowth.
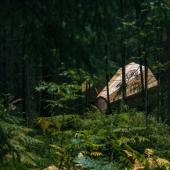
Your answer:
[1,94,170,170]
[36,106,170,169]
[0,99,43,170]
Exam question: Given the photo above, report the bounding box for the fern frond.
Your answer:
[156,157,170,168]
[49,144,63,152]
[114,127,130,133]
[0,121,24,133]
[90,151,103,157]
[18,135,44,145]
[144,148,153,156]
[119,155,134,168]
[8,139,26,151]
[74,155,115,170]
[74,156,99,169]
[55,123,62,130]
[123,149,139,165]
[3,115,23,124]
[91,143,104,150]
[150,135,170,142]
[25,152,41,162]
[20,152,37,166]
[74,132,85,138]
[37,117,51,132]
[130,126,146,131]
[63,130,73,135]
[123,150,133,157]
[118,137,136,146]
[135,135,149,142]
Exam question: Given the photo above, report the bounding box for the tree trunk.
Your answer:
[144,48,148,135]
[105,44,111,114]
[40,67,52,117]
[22,57,30,126]
[1,31,8,107]
[139,58,145,110]
[135,0,145,110]
[120,0,126,106]
[77,80,84,117]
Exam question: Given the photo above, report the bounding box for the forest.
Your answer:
[1,0,170,169]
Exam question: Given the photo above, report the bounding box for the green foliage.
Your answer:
[129,111,170,160]
[1,96,170,169]
[35,114,83,168]
[36,81,81,112]
[1,0,170,169]
[35,108,146,169]
[2,0,117,73]
[35,106,170,169]
[0,99,43,169]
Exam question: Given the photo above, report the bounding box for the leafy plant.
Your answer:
[0,99,43,169]
[33,88,170,170]
[36,107,150,169]
[36,81,81,111]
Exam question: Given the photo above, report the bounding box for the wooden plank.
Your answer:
[97,62,158,111]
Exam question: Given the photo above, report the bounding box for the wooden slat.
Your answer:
[97,62,158,111]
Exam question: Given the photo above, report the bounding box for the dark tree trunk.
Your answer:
[105,44,111,114]
[22,58,30,126]
[25,59,30,126]
[156,23,162,122]
[85,81,88,108]
[144,53,148,135]
[77,80,84,117]
[22,59,26,120]
[135,0,145,110]
[120,0,126,105]
[1,31,8,107]
[88,81,90,106]
[85,80,90,109]
[139,58,145,110]
[40,67,52,117]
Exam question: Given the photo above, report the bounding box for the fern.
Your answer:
[20,152,37,166]
[74,155,123,170]
[90,151,103,157]
[119,137,136,146]
[33,104,170,169]
[0,101,43,168]
[114,127,131,133]
[156,157,170,169]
